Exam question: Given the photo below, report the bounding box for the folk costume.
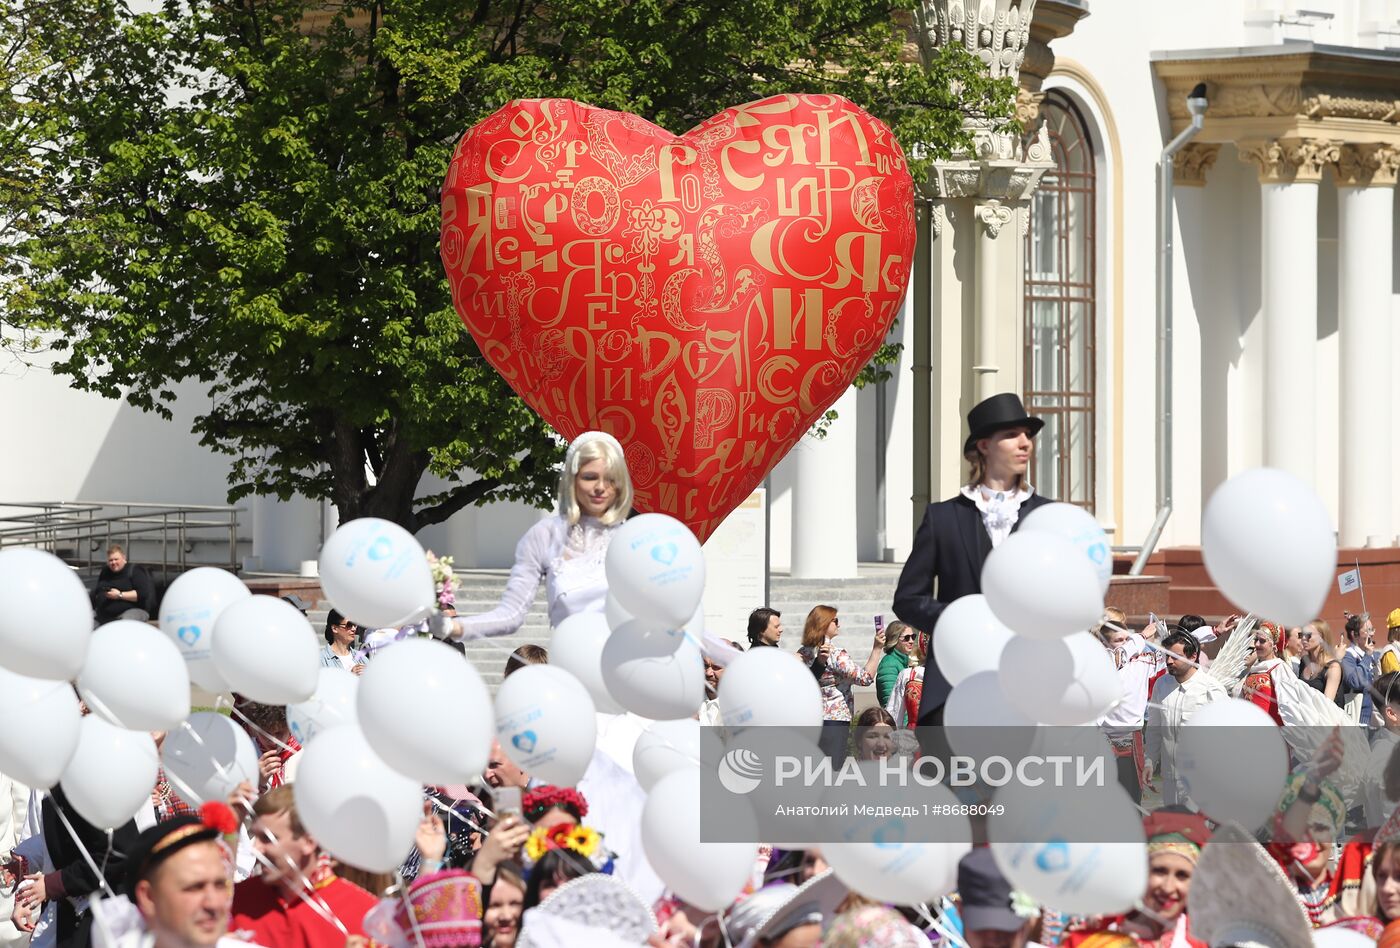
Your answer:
[893,394,1051,725]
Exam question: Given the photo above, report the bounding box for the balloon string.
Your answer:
[918,901,970,948]
[223,702,299,755]
[169,708,347,937]
[42,790,118,900]
[393,871,429,948]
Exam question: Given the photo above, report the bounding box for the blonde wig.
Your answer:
[557,431,633,526]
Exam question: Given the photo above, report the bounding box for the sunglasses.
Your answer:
[900,634,917,642]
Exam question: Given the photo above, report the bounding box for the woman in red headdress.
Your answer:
[1063,810,1211,948]
[1241,622,1289,726]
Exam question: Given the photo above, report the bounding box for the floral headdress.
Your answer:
[1143,809,1211,866]
[523,786,588,823]
[521,822,615,877]
[426,551,458,611]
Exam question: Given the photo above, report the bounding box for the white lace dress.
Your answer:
[455,514,616,638]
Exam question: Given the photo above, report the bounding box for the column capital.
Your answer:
[1335,143,1400,188]
[1172,143,1221,187]
[975,200,1015,239]
[1238,138,1341,185]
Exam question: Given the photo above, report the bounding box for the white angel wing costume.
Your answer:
[1206,616,1367,803]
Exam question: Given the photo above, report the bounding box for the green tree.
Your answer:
[1,0,1013,531]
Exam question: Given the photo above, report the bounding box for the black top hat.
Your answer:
[963,393,1044,458]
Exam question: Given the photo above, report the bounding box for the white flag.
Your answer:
[1338,569,1361,594]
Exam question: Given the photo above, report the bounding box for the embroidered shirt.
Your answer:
[959,483,1034,548]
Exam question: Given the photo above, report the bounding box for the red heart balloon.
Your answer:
[441,94,915,541]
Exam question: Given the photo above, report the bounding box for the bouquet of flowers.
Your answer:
[427,551,458,611]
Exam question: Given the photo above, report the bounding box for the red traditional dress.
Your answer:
[1063,914,1205,948]
[1243,657,1287,726]
[230,871,376,948]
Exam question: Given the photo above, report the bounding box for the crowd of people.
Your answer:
[7,402,1400,948]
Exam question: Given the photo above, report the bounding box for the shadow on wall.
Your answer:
[76,393,235,506]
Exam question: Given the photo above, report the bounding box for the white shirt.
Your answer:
[1144,670,1230,806]
[457,514,616,638]
[959,484,1034,549]
[1096,633,1157,740]
[1365,729,1400,827]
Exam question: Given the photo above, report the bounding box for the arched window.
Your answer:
[1024,90,1097,511]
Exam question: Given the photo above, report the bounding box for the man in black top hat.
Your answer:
[893,393,1052,726]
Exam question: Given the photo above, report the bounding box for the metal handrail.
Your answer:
[0,500,245,581]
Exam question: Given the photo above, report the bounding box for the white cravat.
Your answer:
[961,484,1034,548]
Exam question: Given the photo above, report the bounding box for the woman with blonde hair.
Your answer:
[443,431,633,640]
[797,605,884,765]
[1300,619,1346,707]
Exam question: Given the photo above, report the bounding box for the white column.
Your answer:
[790,386,859,578]
[1260,180,1319,486]
[972,201,1013,400]
[1336,144,1398,547]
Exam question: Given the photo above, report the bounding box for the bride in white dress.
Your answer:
[445,430,632,641]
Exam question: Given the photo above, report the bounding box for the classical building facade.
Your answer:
[5,0,1400,575]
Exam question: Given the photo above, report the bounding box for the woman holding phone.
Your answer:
[797,605,885,765]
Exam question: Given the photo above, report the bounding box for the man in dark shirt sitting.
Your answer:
[92,543,156,623]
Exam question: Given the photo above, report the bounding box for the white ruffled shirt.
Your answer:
[456,514,616,639]
[960,484,1034,548]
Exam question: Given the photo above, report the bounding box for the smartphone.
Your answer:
[874,614,885,634]
[495,785,522,819]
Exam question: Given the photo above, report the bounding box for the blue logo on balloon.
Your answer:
[872,822,906,849]
[1035,841,1071,872]
[1086,542,1108,564]
[651,543,678,566]
[367,536,393,561]
[177,625,201,646]
[512,730,537,754]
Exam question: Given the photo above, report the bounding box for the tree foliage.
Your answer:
[1,0,1014,530]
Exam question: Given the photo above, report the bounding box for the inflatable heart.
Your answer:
[442,94,915,540]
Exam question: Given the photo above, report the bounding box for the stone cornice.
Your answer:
[1153,47,1400,158]
[1238,137,1341,184]
[1172,143,1221,186]
[1334,143,1400,187]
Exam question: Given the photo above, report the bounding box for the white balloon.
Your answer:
[1021,503,1114,594]
[211,596,320,704]
[990,781,1147,917]
[943,671,1038,763]
[319,517,436,629]
[932,595,1015,688]
[823,777,971,905]
[633,719,701,791]
[998,633,1121,726]
[0,666,80,788]
[287,668,359,745]
[0,549,92,679]
[496,665,597,787]
[604,514,705,628]
[605,593,633,632]
[78,621,190,731]
[158,567,250,693]
[1201,468,1336,627]
[983,531,1103,640]
[293,726,422,872]
[1177,699,1289,830]
[357,638,493,783]
[718,647,822,730]
[161,712,259,807]
[605,594,705,642]
[550,613,624,714]
[61,717,159,830]
[641,769,758,912]
[601,619,705,720]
